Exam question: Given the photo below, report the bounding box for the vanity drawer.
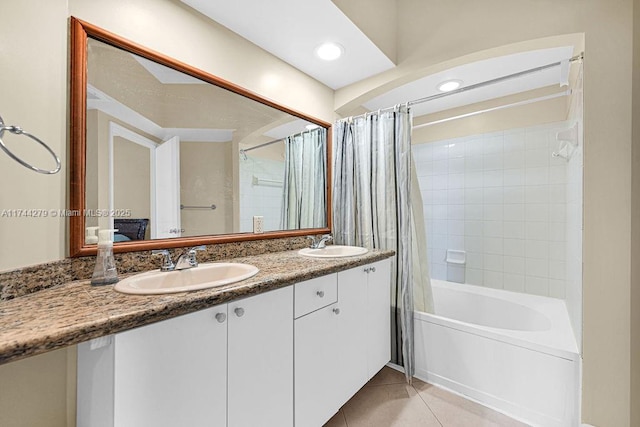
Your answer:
[294,274,338,318]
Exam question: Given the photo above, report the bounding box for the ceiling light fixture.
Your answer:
[315,42,344,61]
[437,79,463,92]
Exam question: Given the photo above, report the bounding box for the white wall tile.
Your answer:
[466,252,483,269]
[448,189,465,205]
[417,120,576,300]
[448,173,465,189]
[525,167,549,186]
[465,171,484,188]
[483,154,503,170]
[525,222,549,240]
[484,271,504,288]
[503,221,526,239]
[483,170,503,187]
[484,254,503,271]
[504,151,526,169]
[526,258,549,277]
[526,239,549,259]
[448,204,464,220]
[525,276,549,296]
[504,204,525,221]
[503,256,525,275]
[464,220,483,236]
[466,268,484,286]
[503,274,526,292]
[465,204,483,220]
[504,238,526,257]
[483,221,504,237]
[448,158,465,174]
[465,155,483,171]
[483,237,503,254]
[503,186,526,204]
[503,168,525,186]
[465,188,483,204]
[483,204,503,221]
[525,204,550,222]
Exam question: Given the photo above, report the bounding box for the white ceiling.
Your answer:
[364,46,576,117]
[178,2,579,119]
[180,0,395,89]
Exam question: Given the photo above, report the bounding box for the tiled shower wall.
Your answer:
[239,155,284,232]
[413,122,574,298]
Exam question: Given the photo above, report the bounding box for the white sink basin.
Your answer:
[114,263,259,295]
[298,245,368,258]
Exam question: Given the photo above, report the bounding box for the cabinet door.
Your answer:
[367,259,391,379]
[294,303,341,427]
[113,306,228,427]
[228,286,294,427]
[335,266,368,403]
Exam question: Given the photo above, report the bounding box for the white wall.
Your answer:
[415,122,572,299]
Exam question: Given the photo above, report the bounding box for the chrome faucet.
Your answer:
[175,245,206,270]
[307,234,333,249]
[151,245,206,271]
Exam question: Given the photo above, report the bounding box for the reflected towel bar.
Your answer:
[180,204,217,210]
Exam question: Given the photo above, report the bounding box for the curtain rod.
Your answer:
[339,52,584,121]
[241,127,321,154]
[413,89,572,129]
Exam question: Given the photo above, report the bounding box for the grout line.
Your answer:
[412,383,445,427]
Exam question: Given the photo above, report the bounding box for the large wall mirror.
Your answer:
[70,18,332,256]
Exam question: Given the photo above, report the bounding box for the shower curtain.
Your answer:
[280,128,326,229]
[333,105,433,382]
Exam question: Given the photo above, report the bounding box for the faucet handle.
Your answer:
[306,236,319,248]
[152,249,175,271]
[185,245,206,266]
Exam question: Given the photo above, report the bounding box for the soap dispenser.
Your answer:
[91,229,119,286]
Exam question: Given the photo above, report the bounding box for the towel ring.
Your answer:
[0,115,61,175]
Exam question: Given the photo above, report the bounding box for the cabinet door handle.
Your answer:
[332,307,341,315]
[370,267,376,273]
[364,267,370,273]
[316,290,325,298]
[234,307,245,317]
[215,313,226,323]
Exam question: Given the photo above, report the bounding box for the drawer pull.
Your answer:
[316,290,325,298]
[234,307,245,317]
[333,307,341,315]
[215,313,226,323]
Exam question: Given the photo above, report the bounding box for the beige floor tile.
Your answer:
[412,379,530,427]
[323,409,348,427]
[366,366,408,387]
[342,382,442,427]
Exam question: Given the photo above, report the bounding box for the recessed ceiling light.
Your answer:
[437,79,463,92]
[315,42,344,61]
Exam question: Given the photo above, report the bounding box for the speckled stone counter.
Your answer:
[0,249,394,365]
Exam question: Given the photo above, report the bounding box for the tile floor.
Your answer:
[323,367,529,427]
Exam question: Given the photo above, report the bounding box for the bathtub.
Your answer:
[414,280,580,427]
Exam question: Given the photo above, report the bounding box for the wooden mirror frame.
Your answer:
[69,17,332,257]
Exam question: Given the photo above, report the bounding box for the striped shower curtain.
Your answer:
[332,105,418,381]
[280,128,327,230]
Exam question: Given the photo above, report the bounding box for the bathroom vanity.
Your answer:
[69,252,392,427]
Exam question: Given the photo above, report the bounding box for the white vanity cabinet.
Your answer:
[77,285,293,427]
[77,258,390,427]
[294,259,391,427]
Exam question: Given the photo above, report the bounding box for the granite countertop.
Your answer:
[0,249,394,365]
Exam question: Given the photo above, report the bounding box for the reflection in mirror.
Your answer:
[82,34,329,249]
